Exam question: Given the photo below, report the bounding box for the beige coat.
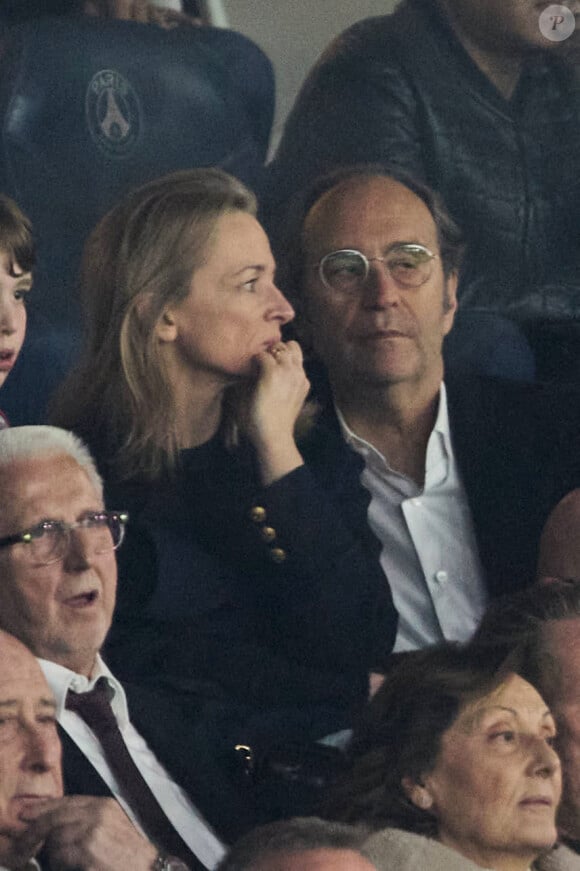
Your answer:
[540,843,580,871]
[361,828,580,871]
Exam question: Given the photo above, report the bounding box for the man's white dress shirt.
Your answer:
[337,383,489,652]
[39,656,225,870]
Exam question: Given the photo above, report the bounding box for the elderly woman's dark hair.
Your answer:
[323,643,521,835]
[274,163,465,320]
[0,194,34,274]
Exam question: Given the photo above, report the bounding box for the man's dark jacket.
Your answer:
[57,682,255,847]
[300,375,580,646]
[266,0,580,322]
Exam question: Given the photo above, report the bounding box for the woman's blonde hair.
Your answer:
[50,168,256,480]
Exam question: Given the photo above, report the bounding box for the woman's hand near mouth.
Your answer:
[245,340,310,486]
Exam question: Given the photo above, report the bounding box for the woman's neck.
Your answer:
[172,373,226,450]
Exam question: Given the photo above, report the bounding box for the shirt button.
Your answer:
[435,570,448,584]
[270,547,287,564]
[260,526,277,543]
[250,506,267,523]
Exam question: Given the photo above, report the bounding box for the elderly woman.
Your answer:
[325,645,565,871]
[50,167,395,741]
[0,195,33,429]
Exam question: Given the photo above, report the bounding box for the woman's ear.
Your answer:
[401,775,434,811]
[133,292,178,343]
[154,308,178,343]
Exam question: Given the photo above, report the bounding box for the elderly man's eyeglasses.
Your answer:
[315,244,438,293]
[0,511,129,566]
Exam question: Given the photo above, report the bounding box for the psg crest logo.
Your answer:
[85,69,141,156]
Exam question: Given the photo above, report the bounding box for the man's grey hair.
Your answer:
[217,817,372,871]
[0,426,103,499]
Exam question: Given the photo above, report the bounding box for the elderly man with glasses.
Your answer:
[0,425,253,871]
[278,166,579,665]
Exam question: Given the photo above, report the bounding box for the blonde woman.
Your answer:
[51,168,395,742]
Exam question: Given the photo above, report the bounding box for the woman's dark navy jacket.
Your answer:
[96,433,397,720]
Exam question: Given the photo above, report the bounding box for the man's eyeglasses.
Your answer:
[314,244,438,294]
[0,511,129,566]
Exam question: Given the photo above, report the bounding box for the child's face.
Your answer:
[0,252,31,389]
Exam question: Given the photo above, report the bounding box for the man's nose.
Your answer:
[363,260,401,307]
[62,527,92,571]
[22,724,61,773]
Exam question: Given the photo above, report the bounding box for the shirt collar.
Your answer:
[432,381,452,454]
[336,382,452,456]
[38,655,129,726]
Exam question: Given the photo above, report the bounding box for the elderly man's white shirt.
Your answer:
[39,656,225,870]
[337,383,488,651]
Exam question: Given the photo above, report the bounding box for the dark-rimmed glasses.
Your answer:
[0,511,129,566]
[314,243,438,294]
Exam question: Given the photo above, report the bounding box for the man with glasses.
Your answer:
[266,0,580,381]
[0,425,253,870]
[280,167,577,659]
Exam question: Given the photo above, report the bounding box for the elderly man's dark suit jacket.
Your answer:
[300,374,580,660]
[57,681,254,846]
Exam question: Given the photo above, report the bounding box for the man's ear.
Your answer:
[401,775,434,811]
[442,271,458,336]
[154,308,178,343]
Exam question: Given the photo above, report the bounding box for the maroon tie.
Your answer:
[66,678,203,869]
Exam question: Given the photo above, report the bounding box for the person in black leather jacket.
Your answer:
[265,0,580,380]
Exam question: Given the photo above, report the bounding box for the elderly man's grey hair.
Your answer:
[218,817,372,870]
[0,426,103,498]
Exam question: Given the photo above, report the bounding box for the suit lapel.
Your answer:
[446,376,555,596]
[58,724,114,798]
[59,688,254,846]
[123,683,255,843]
